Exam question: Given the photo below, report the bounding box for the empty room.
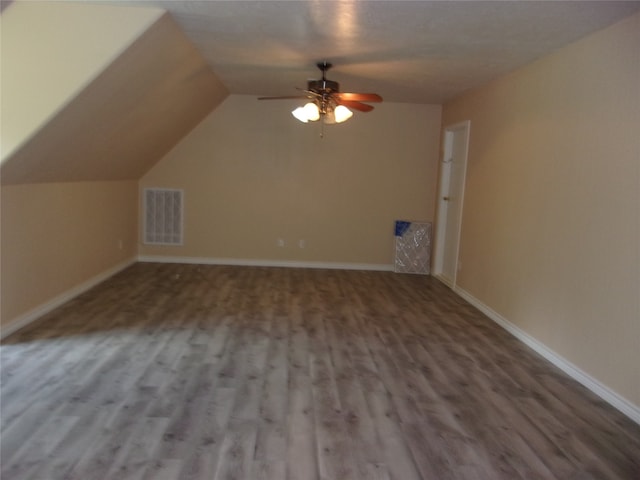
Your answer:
[1,1,639,479]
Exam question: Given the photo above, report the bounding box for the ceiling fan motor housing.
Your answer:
[308,79,339,94]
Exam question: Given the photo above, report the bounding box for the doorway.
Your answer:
[433,121,470,288]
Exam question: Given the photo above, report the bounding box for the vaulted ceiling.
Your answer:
[2,0,639,185]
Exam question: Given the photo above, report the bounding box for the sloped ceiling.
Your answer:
[0,1,228,185]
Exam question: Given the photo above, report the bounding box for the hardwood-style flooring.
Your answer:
[1,263,639,479]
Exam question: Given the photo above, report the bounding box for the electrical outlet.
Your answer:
[277,238,285,247]
[298,239,306,249]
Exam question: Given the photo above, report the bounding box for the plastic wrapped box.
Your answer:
[394,220,432,274]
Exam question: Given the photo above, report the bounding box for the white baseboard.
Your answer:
[137,255,394,272]
[453,284,640,425]
[1,257,137,340]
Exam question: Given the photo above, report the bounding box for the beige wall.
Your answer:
[1,181,138,328]
[442,13,639,406]
[141,95,441,267]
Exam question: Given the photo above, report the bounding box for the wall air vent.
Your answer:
[144,188,183,245]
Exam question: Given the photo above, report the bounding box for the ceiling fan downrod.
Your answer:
[309,62,339,95]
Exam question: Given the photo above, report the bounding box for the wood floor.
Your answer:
[1,263,639,480]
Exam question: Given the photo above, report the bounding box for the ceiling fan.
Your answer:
[258,62,383,124]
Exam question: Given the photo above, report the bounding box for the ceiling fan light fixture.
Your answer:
[274,62,382,130]
[292,106,309,123]
[334,105,353,123]
[292,102,320,123]
[323,109,336,125]
[303,102,320,121]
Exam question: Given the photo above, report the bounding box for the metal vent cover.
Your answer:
[144,188,183,246]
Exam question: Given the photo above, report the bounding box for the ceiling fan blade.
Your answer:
[257,95,309,100]
[336,92,383,102]
[300,89,322,98]
[337,100,375,112]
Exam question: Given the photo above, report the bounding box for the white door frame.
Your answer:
[433,120,470,288]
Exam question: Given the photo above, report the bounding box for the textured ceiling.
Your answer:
[80,0,639,103]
